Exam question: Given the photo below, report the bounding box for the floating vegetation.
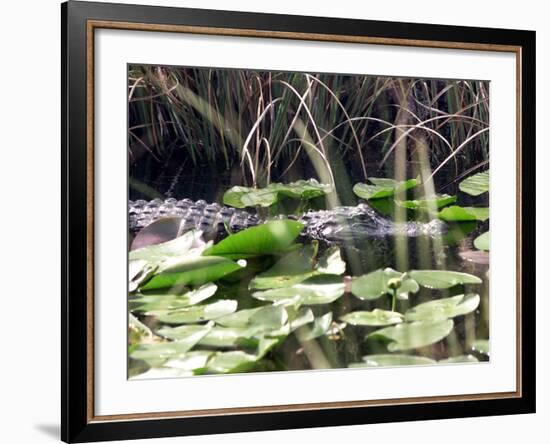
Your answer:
[128,65,490,378]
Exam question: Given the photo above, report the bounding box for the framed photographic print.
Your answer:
[61,1,536,442]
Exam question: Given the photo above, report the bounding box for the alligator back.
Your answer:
[129,198,445,245]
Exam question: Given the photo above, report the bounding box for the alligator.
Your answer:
[129,198,446,245]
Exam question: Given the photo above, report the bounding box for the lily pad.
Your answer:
[129,283,218,314]
[156,322,214,342]
[439,354,479,364]
[215,307,263,328]
[350,354,436,368]
[409,270,482,289]
[300,312,333,341]
[129,230,207,265]
[353,177,419,200]
[129,313,154,345]
[471,339,490,356]
[405,294,480,322]
[367,319,454,351]
[130,330,212,367]
[223,179,333,208]
[341,309,404,327]
[203,220,304,259]
[253,277,345,305]
[249,245,344,290]
[140,256,245,291]
[198,326,260,348]
[459,171,489,196]
[249,305,289,329]
[438,206,489,222]
[474,231,490,251]
[398,194,457,210]
[351,268,419,301]
[156,300,238,324]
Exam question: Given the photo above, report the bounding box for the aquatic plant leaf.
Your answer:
[459,171,490,196]
[351,268,419,301]
[252,277,345,306]
[367,319,454,352]
[215,307,263,328]
[409,270,482,289]
[438,205,489,222]
[132,367,195,379]
[471,339,490,356]
[197,326,260,348]
[349,354,436,368]
[156,300,238,324]
[203,220,304,259]
[140,256,245,291]
[156,322,214,342]
[205,351,258,374]
[341,309,404,327]
[353,177,419,200]
[249,245,344,290]
[439,354,479,364]
[129,283,218,314]
[130,327,212,367]
[132,351,214,379]
[299,312,333,340]
[129,313,154,345]
[129,230,206,265]
[398,194,457,210]
[289,307,316,331]
[130,216,184,250]
[405,294,480,322]
[249,305,289,329]
[474,231,490,251]
[223,179,333,208]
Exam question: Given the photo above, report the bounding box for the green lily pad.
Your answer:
[409,270,482,289]
[140,256,245,291]
[471,339,490,356]
[300,312,333,340]
[349,354,436,368]
[438,206,489,222]
[367,319,454,351]
[198,326,260,348]
[351,268,419,301]
[405,294,480,322]
[204,337,280,374]
[132,367,195,379]
[439,354,479,364]
[129,230,207,264]
[129,313,154,345]
[156,322,214,342]
[249,245,344,290]
[156,300,238,324]
[398,194,457,210]
[215,307,263,328]
[249,305,289,329]
[474,231,490,251]
[459,171,489,196]
[341,309,404,327]
[130,329,212,367]
[164,350,213,372]
[290,308,316,331]
[353,177,419,200]
[203,220,304,259]
[205,351,258,374]
[129,283,218,314]
[252,277,345,305]
[223,179,333,208]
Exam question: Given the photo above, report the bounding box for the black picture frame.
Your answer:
[61,1,536,442]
